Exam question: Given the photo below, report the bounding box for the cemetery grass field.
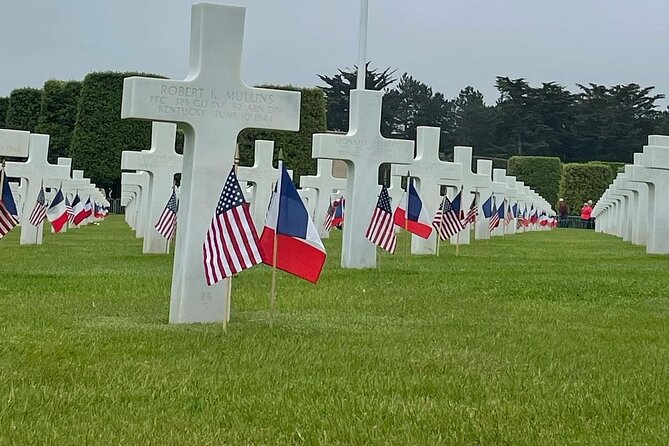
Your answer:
[2,216,669,445]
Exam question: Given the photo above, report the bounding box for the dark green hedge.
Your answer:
[237,86,327,182]
[588,161,624,183]
[559,163,612,216]
[507,156,562,206]
[35,80,82,162]
[5,87,42,132]
[70,71,163,190]
[0,97,9,128]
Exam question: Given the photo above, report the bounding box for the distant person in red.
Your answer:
[581,201,593,228]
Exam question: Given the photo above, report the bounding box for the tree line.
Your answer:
[319,64,669,164]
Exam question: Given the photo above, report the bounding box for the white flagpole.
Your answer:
[357,0,369,90]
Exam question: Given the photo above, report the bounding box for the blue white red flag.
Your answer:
[47,188,68,233]
[0,166,19,239]
[482,195,494,218]
[259,163,326,283]
[392,178,433,239]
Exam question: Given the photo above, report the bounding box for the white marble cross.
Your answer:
[236,140,292,232]
[636,135,669,253]
[299,158,347,238]
[297,187,317,219]
[453,146,492,243]
[121,4,301,323]
[0,129,30,159]
[121,172,150,238]
[4,134,71,244]
[121,122,182,253]
[622,155,648,245]
[391,126,462,255]
[312,89,413,268]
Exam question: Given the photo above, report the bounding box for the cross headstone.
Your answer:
[121,4,301,323]
[297,187,317,219]
[623,155,648,245]
[121,172,149,238]
[237,140,292,232]
[454,146,492,243]
[299,158,347,238]
[0,129,30,159]
[637,135,669,253]
[391,126,462,255]
[4,134,71,244]
[312,89,413,268]
[121,122,182,253]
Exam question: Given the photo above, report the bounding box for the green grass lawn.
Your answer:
[1,216,669,445]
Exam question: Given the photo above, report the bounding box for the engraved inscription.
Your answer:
[147,84,292,124]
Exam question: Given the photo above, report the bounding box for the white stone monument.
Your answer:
[236,140,292,232]
[299,158,347,238]
[391,126,462,254]
[121,3,301,323]
[121,122,182,253]
[4,134,71,244]
[121,172,149,238]
[312,89,413,267]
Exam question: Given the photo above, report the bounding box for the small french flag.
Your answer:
[392,178,433,239]
[259,163,327,283]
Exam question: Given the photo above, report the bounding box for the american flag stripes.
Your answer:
[504,201,514,226]
[323,199,335,231]
[28,184,47,226]
[203,168,263,286]
[432,195,464,240]
[463,196,478,226]
[154,189,178,239]
[365,186,396,253]
[65,197,74,224]
[488,200,500,232]
[0,166,19,239]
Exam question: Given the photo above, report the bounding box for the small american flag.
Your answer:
[504,200,513,226]
[432,195,464,240]
[463,196,478,226]
[65,197,74,223]
[365,186,396,253]
[154,189,178,239]
[323,198,335,231]
[488,200,500,232]
[203,168,262,286]
[28,184,47,226]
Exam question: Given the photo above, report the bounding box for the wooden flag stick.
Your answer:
[225,145,242,330]
[455,232,460,256]
[269,149,283,327]
[404,174,410,265]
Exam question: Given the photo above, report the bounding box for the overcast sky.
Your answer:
[3,0,669,107]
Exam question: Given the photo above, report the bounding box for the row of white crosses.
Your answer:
[0,129,107,244]
[119,2,555,324]
[592,135,669,254]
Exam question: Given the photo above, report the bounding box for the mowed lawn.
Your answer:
[1,216,669,445]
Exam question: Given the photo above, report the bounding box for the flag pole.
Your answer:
[225,146,241,329]
[435,195,441,257]
[356,0,369,90]
[455,186,463,256]
[404,173,410,265]
[269,148,283,327]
